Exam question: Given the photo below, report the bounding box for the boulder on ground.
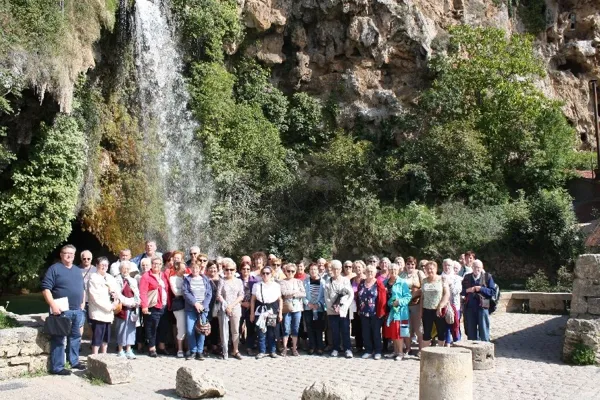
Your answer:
[301,380,367,400]
[175,367,226,399]
[87,354,132,384]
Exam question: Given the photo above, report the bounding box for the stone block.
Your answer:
[28,355,48,372]
[176,367,226,399]
[419,347,473,400]
[87,354,133,385]
[453,340,495,370]
[0,359,7,368]
[0,365,27,380]
[573,278,600,299]
[301,380,367,400]
[562,317,600,362]
[588,297,600,315]
[0,345,20,358]
[570,295,588,316]
[8,356,31,366]
[575,254,600,280]
[19,342,45,356]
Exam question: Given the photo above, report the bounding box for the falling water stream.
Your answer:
[133,0,213,251]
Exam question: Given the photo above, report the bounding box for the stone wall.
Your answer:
[0,309,49,379]
[497,292,571,314]
[562,254,600,363]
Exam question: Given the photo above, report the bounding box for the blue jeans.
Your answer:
[303,310,324,350]
[257,326,277,354]
[360,314,382,354]
[283,311,301,337]
[186,311,207,354]
[329,314,351,352]
[49,309,84,373]
[465,306,490,341]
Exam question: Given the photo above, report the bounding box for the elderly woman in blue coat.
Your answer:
[183,263,213,360]
[303,262,326,355]
[384,263,412,360]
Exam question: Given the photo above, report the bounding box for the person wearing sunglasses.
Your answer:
[78,250,96,335]
[196,254,209,274]
[239,255,259,355]
[271,258,285,281]
[186,246,200,267]
[250,266,282,359]
[216,258,244,360]
[279,263,306,356]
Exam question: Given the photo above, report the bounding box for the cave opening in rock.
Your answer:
[556,59,586,76]
[45,220,117,267]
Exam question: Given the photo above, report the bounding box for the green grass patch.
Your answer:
[0,312,20,329]
[85,374,106,386]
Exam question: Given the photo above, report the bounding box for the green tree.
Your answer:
[0,114,85,290]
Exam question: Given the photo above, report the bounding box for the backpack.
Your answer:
[479,272,500,314]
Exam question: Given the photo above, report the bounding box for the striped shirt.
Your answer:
[310,278,320,302]
[190,276,206,303]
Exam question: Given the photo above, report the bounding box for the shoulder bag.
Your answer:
[260,283,278,327]
[44,314,72,336]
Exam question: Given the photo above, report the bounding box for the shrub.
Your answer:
[569,343,596,366]
[0,114,85,290]
[526,270,552,292]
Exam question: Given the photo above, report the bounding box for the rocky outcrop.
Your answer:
[563,254,600,363]
[240,0,600,144]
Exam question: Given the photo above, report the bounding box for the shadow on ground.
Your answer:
[155,388,180,398]
[493,315,568,364]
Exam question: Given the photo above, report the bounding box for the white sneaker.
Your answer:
[177,351,184,358]
[374,353,382,360]
[345,350,353,359]
[125,350,136,360]
[330,350,339,357]
[361,353,371,359]
[116,350,126,358]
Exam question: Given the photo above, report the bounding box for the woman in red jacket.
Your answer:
[139,256,170,357]
[356,263,387,360]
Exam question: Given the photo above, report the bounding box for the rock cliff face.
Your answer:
[240,0,599,145]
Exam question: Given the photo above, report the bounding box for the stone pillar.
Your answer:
[419,347,473,400]
[562,254,600,363]
[453,340,495,370]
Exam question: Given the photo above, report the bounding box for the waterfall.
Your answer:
[133,0,214,251]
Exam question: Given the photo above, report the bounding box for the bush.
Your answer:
[569,343,596,366]
[526,270,552,292]
[0,114,85,290]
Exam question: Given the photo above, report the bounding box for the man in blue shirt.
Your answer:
[131,240,162,268]
[41,244,86,375]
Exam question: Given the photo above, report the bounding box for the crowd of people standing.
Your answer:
[41,242,496,375]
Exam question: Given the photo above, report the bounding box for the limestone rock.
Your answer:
[562,317,600,363]
[453,340,495,370]
[87,354,133,385]
[175,367,226,399]
[419,347,473,400]
[301,380,367,400]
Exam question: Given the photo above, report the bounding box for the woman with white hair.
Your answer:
[324,260,353,358]
[115,261,140,359]
[441,259,462,345]
[88,257,119,355]
[461,260,496,342]
[216,257,244,360]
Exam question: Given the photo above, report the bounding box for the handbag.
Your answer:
[266,314,277,327]
[113,302,123,315]
[194,313,211,335]
[147,289,158,308]
[171,296,185,311]
[130,309,139,323]
[478,295,490,309]
[444,307,455,324]
[44,314,72,336]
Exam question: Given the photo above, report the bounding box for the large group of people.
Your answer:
[41,242,496,375]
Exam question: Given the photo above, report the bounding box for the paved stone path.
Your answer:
[1,313,598,400]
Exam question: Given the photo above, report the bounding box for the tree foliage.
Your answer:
[0,114,85,288]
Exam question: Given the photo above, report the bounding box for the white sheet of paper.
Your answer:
[50,297,69,313]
